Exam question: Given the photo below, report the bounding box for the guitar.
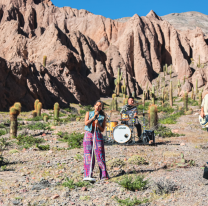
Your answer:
[199,114,208,127]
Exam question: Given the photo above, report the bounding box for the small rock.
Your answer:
[51,194,59,199]
[180,143,185,146]
[81,187,87,191]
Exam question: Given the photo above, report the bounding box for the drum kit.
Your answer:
[104,110,155,145]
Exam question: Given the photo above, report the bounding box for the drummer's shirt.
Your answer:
[201,94,208,114]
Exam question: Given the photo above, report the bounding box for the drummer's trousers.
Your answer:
[83,131,109,179]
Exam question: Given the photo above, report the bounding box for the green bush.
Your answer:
[137,102,150,112]
[0,129,6,136]
[36,144,50,150]
[58,132,83,149]
[115,197,149,206]
[15,134,44,149]
[27,116,43,121]
[62,177,89,189]
[155,125,185,137]
[79,110,86,115]
[117,175,148,191]
[157,106,174,114]
[159,111,184,124]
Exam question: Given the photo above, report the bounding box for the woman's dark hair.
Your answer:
[94,100,105,116]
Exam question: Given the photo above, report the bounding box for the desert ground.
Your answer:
[0,73,208,206]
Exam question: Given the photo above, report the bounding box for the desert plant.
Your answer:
[32,110,37,118]
[115,197,148,206]
[169,81,173,107]
[54,102,60,119]
[36,144,50,150]
[62,177,89,189]
[183,92,188,112]
[199,91,202,109]
[34,99,39,111]
[132,91,135,98]
[197,55,200,68]
[58,132,83,149]
[152,85,155,105]
[195,79,198,94]
[37,102,42,116]
[117,175,148,191]
[114,68,123,96]
[10,106,20,138]
[15,134,44,149]
[121,78,126,95]
[43,55,47,67]
[142,91,145,107]
[169,65,172,78]
[191,87,194,99]
[112,93,116,99]
[149,105,158,129]
[43,115,49,122]
[128,155,148,165]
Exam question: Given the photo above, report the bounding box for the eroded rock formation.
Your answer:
[0,0,208,110]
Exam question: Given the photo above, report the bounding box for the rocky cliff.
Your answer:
[0,0,208,110]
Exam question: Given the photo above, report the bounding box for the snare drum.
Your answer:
[121,113,129,121]
[113,124,131,144]
[106,121,118,131]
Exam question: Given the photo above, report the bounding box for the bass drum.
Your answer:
[113,124,131,144]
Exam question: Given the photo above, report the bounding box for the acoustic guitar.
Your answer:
[199,114,208,127]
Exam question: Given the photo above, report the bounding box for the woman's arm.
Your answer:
[95,116,106,132]
[85,111,96,126]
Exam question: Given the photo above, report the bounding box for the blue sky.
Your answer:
[51,0,208,19]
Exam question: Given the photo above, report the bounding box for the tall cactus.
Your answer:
[132,91,135,98]
[37,102,42,117]
[34,99,39,111]
[170,65,172,78]
[143,90,145,107]
[10,104,21,138]
[112,94,116,99]
[54,102,60,119]
[114,97,118,111]
[121,78,126,95]
[165,64,168,74]
[191,87,194,100]
[199,91,202,109]
[32,110,37,118]
[163,65,166,76]
[183,92,188,112]
[195,79,198,94]
[170,81,173,107]
[197,55,200,68]
[44,115,49,122]
[149,105,158,129]
[177,79,181,96]
[183,76,186,84]
[152,85,155,105]
[114,68,123,96]
[162,88,164,106]
[43,55,47,67]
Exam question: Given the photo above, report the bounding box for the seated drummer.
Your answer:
[120,97,142,137]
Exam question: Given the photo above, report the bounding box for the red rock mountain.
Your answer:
[0,0,208,110]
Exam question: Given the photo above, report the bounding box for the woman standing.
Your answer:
[83,100,109,180]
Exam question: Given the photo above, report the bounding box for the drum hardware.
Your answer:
[140,109,155,145]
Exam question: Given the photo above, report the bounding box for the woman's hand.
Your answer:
[93,111,99,119]
[94,120,100,126]
[201,111,205,118]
